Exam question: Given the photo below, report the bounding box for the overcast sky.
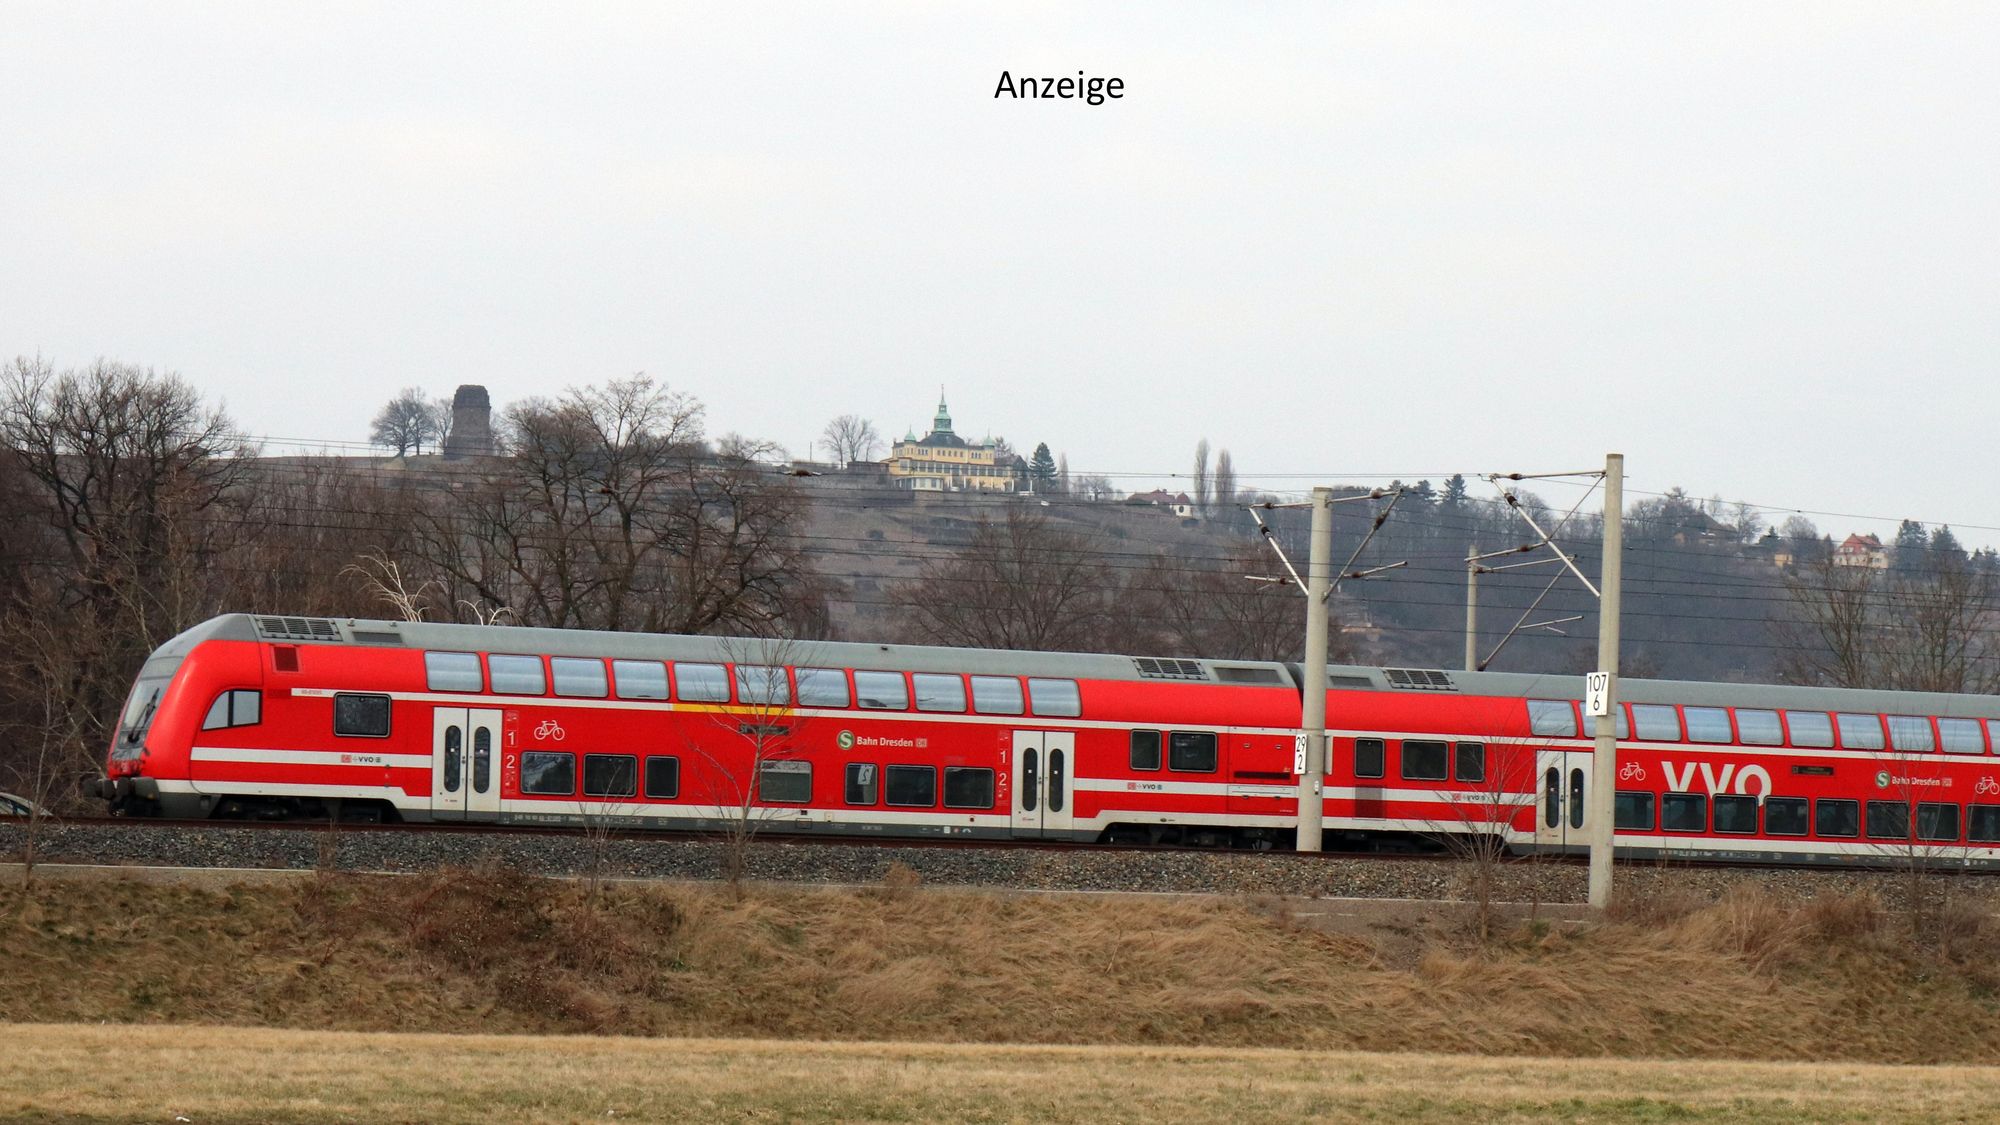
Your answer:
[4,2,1997,542]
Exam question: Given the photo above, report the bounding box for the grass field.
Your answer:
[7,1022,2000,1124]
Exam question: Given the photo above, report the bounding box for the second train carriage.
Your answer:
[97,613,2000,866]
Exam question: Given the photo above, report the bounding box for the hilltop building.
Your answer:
[887,393,1027,492]
[1834,533,1888,569]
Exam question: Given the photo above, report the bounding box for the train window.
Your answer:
[1683,707,1731,744]
[1453,742,1485,784]
[332,693,391,738]
[1662,793,1707,833]
[1712,795,1758,835]
[1168,731,1218,773]
[675,663,730,703]
[1130,730,1162,771]
[1049,748,1067,812]
[1918,802,1960,842]
[1837,713,1885,751]
[1736,709,1783,746]
[1355,738,1385,780]
[442,726,462,792]
[1988,719,2000,755]
[1614,791,1655,831]
[520,751,574,796]
[1028,678,1082,718]
[613,660,670,701]
[795,668,851,709]
[1631,704,1681,742]
[1021,749,1039,812]
[1570,770,1585,830]
[1765,797,1809,836]
[1527,699,1578,738]
[473,728,491,794]
[885,765,937,807]
[970,676,1025,715]
[1970,805,2000,843]
[424,651,483,693]
[913,673,967,713]
[1785,711,1834,748]
[1887,715,1935,753]
[844,763,877,805]
[583,754,637,798]
[1866,801,1910,840]
[488,655,546,696]
[854,672,909,710]
[551,658,609,699]
[735,665,791,706]
[1815,799,1859,838]
[202,690,262,730]
[1939,718,1984,754]
[1544,768,1560,828]
[644,756,680,800]
[1400,740,1448,781]
[758,760,812,804]
[945,767,996,809]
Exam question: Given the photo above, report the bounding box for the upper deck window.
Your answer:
[1028,678,1082,718]
[1939,718,1984,754]
[1786,711,1834,748]
[1736,709,1783,746]
[970,676,1025,715]
[734,665,790,707]
[795,668,851,709]
[488,655,546,696]
[913,673,966,713]
[425,651,483,693]
[1887,715,1935,753]
[1527,700,1577,738]
[551,657,608,699]
[613,660,669,700]
[854,671,908,710]
[1631,704,1681,742]
[1683,707,1731,744]
[675,663,729,703]
[1836,713,1885,751]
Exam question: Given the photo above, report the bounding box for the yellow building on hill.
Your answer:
[888,393,1027,492]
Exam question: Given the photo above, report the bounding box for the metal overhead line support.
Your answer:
[1247,487,1407,854]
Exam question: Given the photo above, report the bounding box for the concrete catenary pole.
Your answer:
[1297,486,1334,853]
[1464,545,1479,672]
[1587,454,1624,910]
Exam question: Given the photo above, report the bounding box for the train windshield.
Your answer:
[112,676,171,760]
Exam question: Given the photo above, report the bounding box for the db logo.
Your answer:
[837,730,855,750]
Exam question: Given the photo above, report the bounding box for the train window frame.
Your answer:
[1683,706,1732,745]
[1918,802,1960,842]
[757,760,812,804]
[1764,797,1809,836]
[1453,742,1485,784]
[1630,704,1682,742]
[1938,717,1984,754]
[1865,800,1910,840]
[202,689,262,730]
[424,651,484,693]
[1354,738,1385,780]
[1837,713,1886,751]
[644,756,680,800]
[1129,730,1162,771]
[844,762,878,805]
[1735,709,1783,746]
[913,673,967,713]
[1168,731,1218,773]
[1969,804,2000,843]
[854,671,909,710]
[332,693,392,738]
[1886,715,1935,753]
[1027,678,1082,718]
[487,654,547,696]
[613,660,670,701]
[970,676,1025,716]
[795,667,851,709]
[1712,794,1759,835]
[1400,740,1448,782]
[734,665,791,707]
[1527,699,1578,738]
[520,751,575,796]
[551,657,609,699]
[674,663,730,703]
[1785,711,1835,748]
[1987,719,2000,756]
[1814,798,1860,838]
[1614,790,1655,831]
[1661,792,1707,833]
[944,766,996,809]
[885,764,937,808]
[582,754,638,799]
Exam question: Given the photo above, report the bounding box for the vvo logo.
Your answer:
[1661,760,1774,797]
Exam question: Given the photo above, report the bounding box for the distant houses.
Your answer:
[1833,533,1888,569]
[1126,490,1198,519]
[885,393,1028,493]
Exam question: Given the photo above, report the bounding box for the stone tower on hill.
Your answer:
[442,384,495,459]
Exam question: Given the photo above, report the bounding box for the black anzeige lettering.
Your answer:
[994,71,1018,98]
[994,70,1125,104]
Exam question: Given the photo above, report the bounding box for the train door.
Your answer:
[433,708,502,822]
[1534,749,1593,850]
[1011,730,1076,839]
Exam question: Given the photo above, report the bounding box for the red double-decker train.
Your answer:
[96,613,2000,865]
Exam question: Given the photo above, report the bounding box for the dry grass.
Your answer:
[7,869,2000,1063]
[9,1023,2000,1124]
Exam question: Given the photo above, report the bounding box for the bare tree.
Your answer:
[820,415,881,466]
[1192,438,1211,517]
[370,386,440,456]
[1071,474,1119,502]
[1777,550,2000,693]
[1212,448,1236,515]
[1115,548,1337,662]
[892,509,1117,651]
[683,638,815,896]
[1426,743,1532,944]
